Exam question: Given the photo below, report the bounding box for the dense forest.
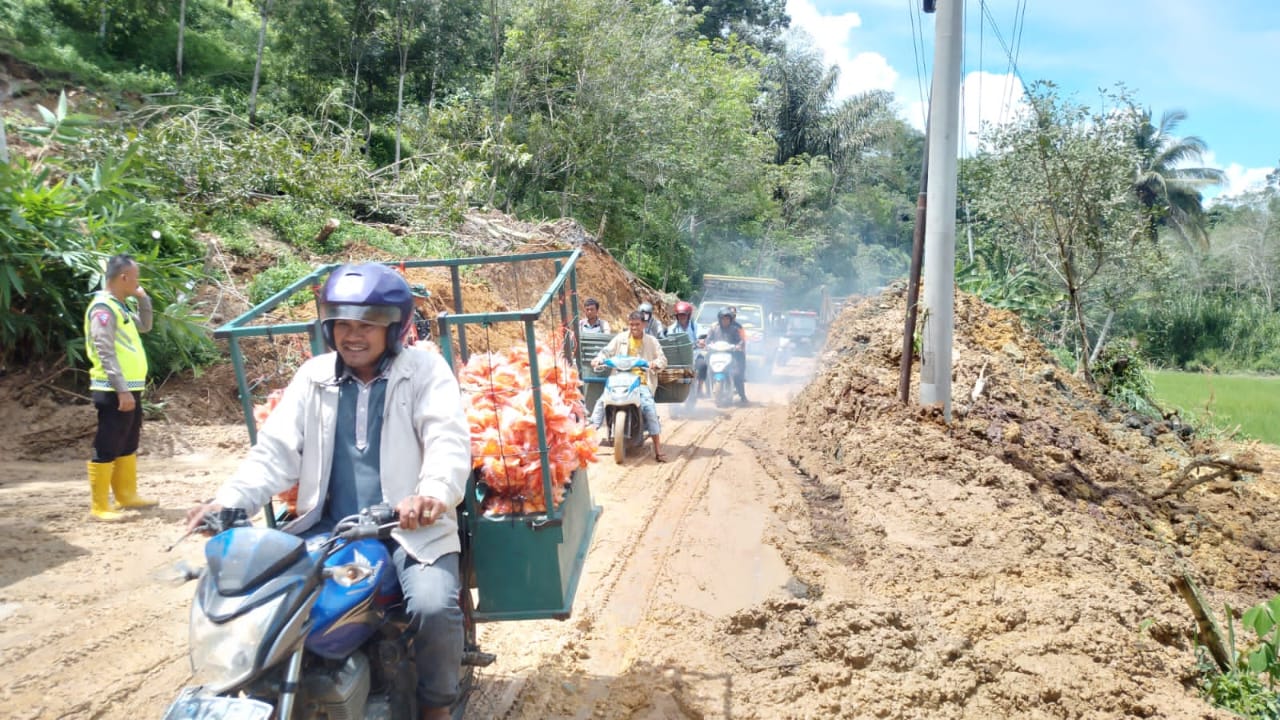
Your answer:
[1,0,1278,389]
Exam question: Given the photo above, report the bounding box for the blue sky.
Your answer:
[787,0,1280,198]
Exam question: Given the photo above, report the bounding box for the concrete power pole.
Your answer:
[918,0,963,419]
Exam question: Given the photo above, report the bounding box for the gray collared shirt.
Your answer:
[319,369,388,531]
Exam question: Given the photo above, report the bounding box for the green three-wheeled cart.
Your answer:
[214,248,671,716]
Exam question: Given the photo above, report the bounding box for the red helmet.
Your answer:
[674,301,694,316]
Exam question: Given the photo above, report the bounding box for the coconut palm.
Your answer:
[763,35,896,186]
[764,38,836,166]
[1131,108,1225,249]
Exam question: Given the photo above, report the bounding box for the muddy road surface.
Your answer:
[0,361,816,720]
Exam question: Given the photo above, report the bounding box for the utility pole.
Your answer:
[918,0,962,419]
[897,114,928,404]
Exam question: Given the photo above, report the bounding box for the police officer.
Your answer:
[85,254,157,520]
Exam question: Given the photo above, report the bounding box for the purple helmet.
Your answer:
[319,263,414,354]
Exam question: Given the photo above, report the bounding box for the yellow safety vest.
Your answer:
[85,292,148,393]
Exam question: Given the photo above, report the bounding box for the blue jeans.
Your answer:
[390,548,464,709]
[589,385,661,436]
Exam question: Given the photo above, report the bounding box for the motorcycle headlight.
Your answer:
[325,563,375,588]
[189,595,286,692]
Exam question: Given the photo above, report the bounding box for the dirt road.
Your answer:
[0,360,815,720]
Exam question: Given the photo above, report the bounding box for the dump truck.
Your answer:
[695,274,785,377]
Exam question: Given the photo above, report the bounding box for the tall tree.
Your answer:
[247,0,274,123]
[389,0,433,171]
[176,0,187,80]
[761,33,896,190]
[1130,108,1225,249]
[968,84,1148,380]
[492,0,767,290]
[679,0,789,48]
[762,36,834,165]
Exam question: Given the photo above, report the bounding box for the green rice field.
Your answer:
[1148,371,1280,445]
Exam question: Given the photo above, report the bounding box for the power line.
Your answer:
[977,0,1028,126]
[907,0,930,127]
[1003,0,1028,122]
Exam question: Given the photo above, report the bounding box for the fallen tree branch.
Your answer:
[1172,573,1232,672]
[1156,455,1264,499]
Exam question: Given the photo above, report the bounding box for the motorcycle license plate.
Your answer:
[163,689,272,720]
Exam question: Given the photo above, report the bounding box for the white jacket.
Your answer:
[214,347,472,563]
[595,331,667,393]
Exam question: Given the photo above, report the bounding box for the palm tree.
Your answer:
[764,38,836,165]
[763,35,896,186]
[1131,108,1225,249]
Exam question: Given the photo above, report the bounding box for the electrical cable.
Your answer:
[907,0,930,127]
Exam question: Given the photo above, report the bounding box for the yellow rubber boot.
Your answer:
[110,454,157,509]
[88,461,125,521]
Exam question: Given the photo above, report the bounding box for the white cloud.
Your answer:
[786,0,861,59]
[1221,165,1273,196]
[842,52,899,96]
[1196,151,1272,201]
[959,71,1027,154]
[786,0,897,99]
[904,71,1028,156]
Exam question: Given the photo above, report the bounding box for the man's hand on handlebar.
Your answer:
[395,495,448,530]
[184,502,224,534]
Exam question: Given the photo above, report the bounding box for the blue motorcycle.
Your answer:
[163,506,489,720]
[599,355,650,464]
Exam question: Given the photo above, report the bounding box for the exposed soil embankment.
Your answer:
[703,286,1274,718]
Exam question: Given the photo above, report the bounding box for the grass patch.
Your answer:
[1150,371,1280,445]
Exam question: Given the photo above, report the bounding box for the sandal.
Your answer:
[654,453,668,463]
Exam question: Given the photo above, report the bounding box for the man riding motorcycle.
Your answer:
[667,301,704,395]
[637,301,665,338]
[588,311,669,462]
[184,263,472,720]
[704,307,748,404]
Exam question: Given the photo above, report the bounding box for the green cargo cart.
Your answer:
[579,332,695,411]
[213,249,603,714]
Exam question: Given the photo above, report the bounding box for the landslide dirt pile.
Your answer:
[0,211,665,460]
[402,211,675,354]
[714,286,1278,719]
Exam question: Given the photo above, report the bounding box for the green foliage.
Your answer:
[246,256,313,306]
[1091,342,1161,416]
[957,242,1062,325]
[0,92,212,378]
[1202,663,1280,720]
[132,102,371,211]
[966,83,1151,378]
[1242,597,1280,687]
[246,200,342,253]
[1199,602,1280,719]
[1130,108,1225,249]
[205,212,259,257]
[6,0,940,381]
[1137,293,1280,373]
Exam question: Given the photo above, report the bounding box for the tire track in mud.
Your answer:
[0,459,208,719]
[5,591,189,716]
[477,409,748,719]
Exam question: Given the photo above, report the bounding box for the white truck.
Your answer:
[695,274,785,377]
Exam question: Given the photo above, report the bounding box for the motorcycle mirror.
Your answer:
[151,560,204,586]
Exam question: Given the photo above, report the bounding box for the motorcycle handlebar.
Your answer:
[339,521,399,541]
[332,504,400,541]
